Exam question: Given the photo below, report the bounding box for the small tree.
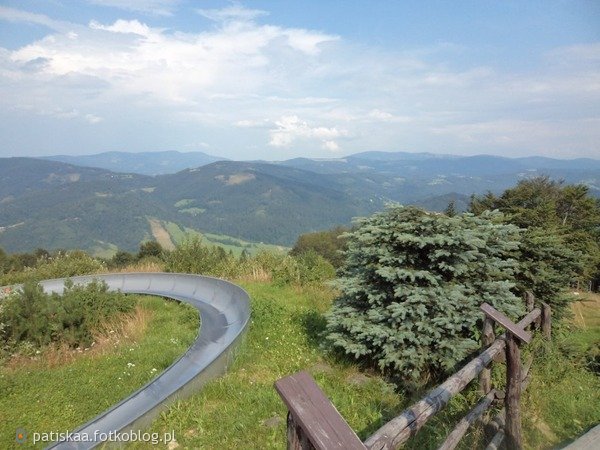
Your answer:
[138,240,164,260]
[290,226,349,268]
[470,176,595,301]
[444,200,457,217]
[111,250,136,268]
[325,205,523,381]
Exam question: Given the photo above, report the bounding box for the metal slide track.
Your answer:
[9,272,251,449]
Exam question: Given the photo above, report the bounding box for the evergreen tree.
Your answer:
[325,205,523,381]
[444,200,457,217]
[470,176,598,293]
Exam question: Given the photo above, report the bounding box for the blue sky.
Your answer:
[0,0,598,160]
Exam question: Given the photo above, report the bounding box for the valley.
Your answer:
[1,151,599,256]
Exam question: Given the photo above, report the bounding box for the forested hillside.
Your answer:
[1,153,599,255]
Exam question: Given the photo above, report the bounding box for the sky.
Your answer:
[0,1,599,160]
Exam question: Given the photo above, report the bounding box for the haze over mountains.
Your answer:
[1,151,599,256]
[42,151,225,176]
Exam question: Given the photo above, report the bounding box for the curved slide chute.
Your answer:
[6,273,250,449]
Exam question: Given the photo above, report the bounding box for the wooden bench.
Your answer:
[275,371,367,450]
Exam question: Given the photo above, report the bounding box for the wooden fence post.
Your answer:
[505,332,523,450]
[541,303,551,339]
[524,291,535,313]
[286,412,314,450]
[479,316,495,394]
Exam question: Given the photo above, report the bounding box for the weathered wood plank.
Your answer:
[487,356,533,448]
[481,303,532,343]
[287,412,315,450]
[275,371,366,450]
[524,291,535,312]
[541,302,552,339]
[485,430,504,450]
[365,308,540,450]
[479,317,495,394]
[437,389,497,450]
[504,332,523,450]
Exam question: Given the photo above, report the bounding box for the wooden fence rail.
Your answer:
[275,295,551,450]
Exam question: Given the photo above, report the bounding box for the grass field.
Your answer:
[128,283,600,450]
[0,295,198,449]
[164,222,288,256]
[1,282,597,449]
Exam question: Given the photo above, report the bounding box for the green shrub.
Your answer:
[0,279,133,353]
[296,250,336,285]
[137,241,165,260]
[165,237,236,277]
[290,226,349,268]
[110,250,136,268]
[0,250,105,285]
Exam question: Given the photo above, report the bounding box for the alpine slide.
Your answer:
[5,273,250,449]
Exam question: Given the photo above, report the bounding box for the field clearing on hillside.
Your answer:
[148,218,176,250]
[165,222,288,256]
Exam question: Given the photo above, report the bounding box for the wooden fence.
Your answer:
[275,294,551,450]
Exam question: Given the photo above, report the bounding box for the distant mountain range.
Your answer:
[42,151,225,175]
[1,151,599,255]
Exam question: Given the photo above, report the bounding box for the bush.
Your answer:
[296,250,336,285]
[290,226,349,268]
[325,205,524,381]
[0,250,105,285]
[138,241,165,260]
[110,250,137,268]
[0,279,133,353]
[165,237,236,277]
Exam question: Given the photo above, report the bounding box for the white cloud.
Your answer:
[368,109,413,123]
[269,115,346,149]
[88,0,179,16]
[197,5,268,23]
[0,6,71,32]
[322,140,340,152]
[6,9,338,108]
[0,5,599,159]
[234,119,271,128]
[84,113,103,124]
[546,43,600,64]
[89,19,155,37]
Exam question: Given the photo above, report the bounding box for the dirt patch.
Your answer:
[148,218,175,250]
[215,173,256,185]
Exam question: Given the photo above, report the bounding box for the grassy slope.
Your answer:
[0,295,198,449]
[164,222,288,256]
[130,282,406,449]
[522,293,600,448]
[1,282,597,449]
[132,283,599,450]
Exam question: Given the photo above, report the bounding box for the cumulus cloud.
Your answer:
[322,140,340,152]
[269,115,346,150]
[5,8,338,108]
[0,5,598,158]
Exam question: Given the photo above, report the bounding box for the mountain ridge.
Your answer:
[1,153,598,255]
